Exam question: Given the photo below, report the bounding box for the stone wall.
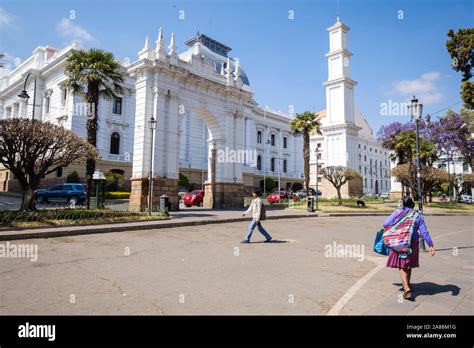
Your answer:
[129,177,179,211]
[204,182,246,209]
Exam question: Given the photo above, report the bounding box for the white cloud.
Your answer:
[0,53,19,78]
[56,18,95,45]
[390,72,444,105]
[0,7,14,27]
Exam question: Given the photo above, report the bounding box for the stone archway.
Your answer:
[128,82,248,211]
[127,38,253,212]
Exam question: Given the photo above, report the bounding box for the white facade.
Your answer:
[128,31,303,189]
[0,44,136,167]
[310,18,391,196]
[0,33,304,200]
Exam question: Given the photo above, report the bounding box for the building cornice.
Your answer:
[323,77,357,88]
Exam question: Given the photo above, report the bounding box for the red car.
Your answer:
[266,191,300,204]
[182,190,204,207]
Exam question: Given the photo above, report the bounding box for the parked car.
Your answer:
[295,188,321,198]
[267,191,300,204]
[380,192,390,199]
[182,190,204,207]
[460,195,472,204]
[34,183,86,204]
[177,187,188,200]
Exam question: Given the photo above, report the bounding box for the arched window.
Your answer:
[110,132,120,155]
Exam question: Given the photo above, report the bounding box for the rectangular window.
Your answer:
[113,97,123,115]
[56,167,63,178]
[283,160,287,173]
[271,134,275,146]
[257,156,262,170]
[317,143,321,148]
[463,163,469,172]
[257,131,262,144]
[271,158,275,172]
[283,137,287,149]
[62,88,67,105]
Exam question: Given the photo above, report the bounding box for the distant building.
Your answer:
[310,18,390,198]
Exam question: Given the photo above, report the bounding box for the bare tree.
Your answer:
[391,163,450,203]
[0,119,97,211]
[320,166,361,205]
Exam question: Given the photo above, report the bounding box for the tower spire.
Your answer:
[168,32,177,55]
[144,35,149,49]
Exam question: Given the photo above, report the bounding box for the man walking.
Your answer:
[241,189,272,243]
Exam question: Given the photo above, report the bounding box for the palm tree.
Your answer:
[64,49,124,209]
[290,111,322,196]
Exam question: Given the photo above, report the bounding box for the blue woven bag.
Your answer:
[373,228,390,255]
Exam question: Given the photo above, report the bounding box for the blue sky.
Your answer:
[1,0,472,134]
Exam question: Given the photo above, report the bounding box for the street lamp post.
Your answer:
[408,95,426,252]
[315,148,319,211]
[18,72,37,120]
[264,139,271,196]
[147,116,157,216]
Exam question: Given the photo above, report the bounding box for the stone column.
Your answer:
[129,68,155,211]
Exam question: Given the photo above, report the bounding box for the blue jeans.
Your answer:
[245,218,272,241]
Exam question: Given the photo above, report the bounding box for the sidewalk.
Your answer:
[333,229,474,315]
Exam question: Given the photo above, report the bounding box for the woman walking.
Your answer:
[383,196,436,300]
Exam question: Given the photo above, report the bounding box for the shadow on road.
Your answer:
[171,213,218,218]
[393,282,461,300]
[248,240,289,244]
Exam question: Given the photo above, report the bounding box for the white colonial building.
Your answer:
[0,31,304,208]
[0,43,137,192]
[309,18,391,197]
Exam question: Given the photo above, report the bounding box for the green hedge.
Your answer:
[0,209,143,224]
[105,192,131,199]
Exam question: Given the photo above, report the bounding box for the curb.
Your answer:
[0,214,321,241]
[0,211,471,241]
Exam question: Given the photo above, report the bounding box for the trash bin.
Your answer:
[160,194,169,214]
[307,196,315,212]
[90,197,98,210]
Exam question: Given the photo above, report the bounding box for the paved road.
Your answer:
[0,215,472,315]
